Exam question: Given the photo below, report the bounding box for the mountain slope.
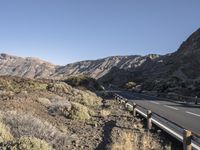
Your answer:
[142,28,200,81]
[53,54,160,79]
[0,53,160,79]
[99,28,200,95]
[0,54,56,79]
[0,28,200,89]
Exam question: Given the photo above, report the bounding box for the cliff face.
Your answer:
[149,28,200,80]
[98,28,200,92]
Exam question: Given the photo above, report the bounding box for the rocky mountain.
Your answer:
[99,28,200,96]
[0,53,56,79]
[139,28,200,81]
[53,54,160,79]
[0,53,160,79]
[0,28,200,94]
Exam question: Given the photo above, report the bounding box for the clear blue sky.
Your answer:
[0,0,200,65]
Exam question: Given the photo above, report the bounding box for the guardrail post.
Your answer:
[195,96,198,104]
[117,96,121,104]
[183,129,192,150]
[116,96,119,101]
[124,99,128,109]
[132,103,137,117]
[147,110,152,130]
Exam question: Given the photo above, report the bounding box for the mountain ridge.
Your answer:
[0,53,161,79]
[0,28,200,90]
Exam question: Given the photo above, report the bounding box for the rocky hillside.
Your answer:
[0,54,56,79]
[53,54,160,79]
[0,76,171,150]
[0,53,160,80]
[0,28,200,94]
[99,28,200,96]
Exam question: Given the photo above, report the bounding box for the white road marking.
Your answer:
[186,111,200,117]
[149,101,160,105]
[164,105,179,110]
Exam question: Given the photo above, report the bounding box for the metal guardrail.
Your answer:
[113,93,200,150]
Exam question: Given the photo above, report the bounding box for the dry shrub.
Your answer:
[110,130,161,150]
[100,109,111,117]
[0,122,13,143]
[47,82,72,96]
[47,82,102,107]
[18,136,52,150]
[140,133,161,150]
[77,90,102,107]
[37,98,52,107]
[0,91,14,100]
[110,132,135,150]
[48,100,71,117]
[58,125,68,134]
[69,102,91,120]
[0,111,67,148]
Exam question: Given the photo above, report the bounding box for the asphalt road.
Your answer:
[116,91,200,135]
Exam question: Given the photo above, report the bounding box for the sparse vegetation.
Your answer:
[0,122,13,143]
[48,99,71,117]
[64,75,103,91]
[69,102,91,120]
[18,137,52,150]
[0,111,66,148]
[100,109,111,117]
[0,76,170,149]
[109,132,134,150]
[47,82,102,107]
[71,90,102,107]
[0,76,47,94]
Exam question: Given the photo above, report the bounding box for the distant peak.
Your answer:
[177,27,200,54]
[0,53,9,57]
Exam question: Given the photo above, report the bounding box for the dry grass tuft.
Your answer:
[110,132,134,150]
[0,122,13,143]
[109,130,161,150]
[77,90,102,107]
[18,136,52,150]
[48,100,71,117]
[100,109,111,117]
[0,111,67,148]
[140,133,160,150]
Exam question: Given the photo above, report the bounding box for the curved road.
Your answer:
[116,91,200,134]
